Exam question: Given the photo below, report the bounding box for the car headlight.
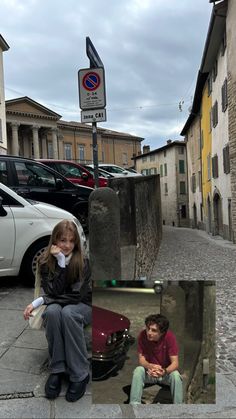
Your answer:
[106,333,117,345]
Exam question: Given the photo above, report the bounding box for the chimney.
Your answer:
[143,145,150,154]
[167,139,172,144]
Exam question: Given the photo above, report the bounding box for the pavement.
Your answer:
[0,226,236,418]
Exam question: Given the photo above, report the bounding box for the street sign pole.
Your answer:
[86,37,104,189]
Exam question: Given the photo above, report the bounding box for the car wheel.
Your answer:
[154,283,163,294]
[20,238,49,286]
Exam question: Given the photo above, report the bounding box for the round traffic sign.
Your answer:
[82,71,101,91]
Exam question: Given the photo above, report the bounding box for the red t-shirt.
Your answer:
[138,329,178,368]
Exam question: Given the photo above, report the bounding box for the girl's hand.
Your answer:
[50,245,62,256]
[23,303,34,320]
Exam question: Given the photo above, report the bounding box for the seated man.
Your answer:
[130,313,183,404]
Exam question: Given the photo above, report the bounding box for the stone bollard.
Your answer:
[89,187,121,281]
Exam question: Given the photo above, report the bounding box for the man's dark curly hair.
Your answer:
[145,314,169,333]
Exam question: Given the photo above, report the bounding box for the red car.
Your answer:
[92,305,134,380]
[38,159,108,188]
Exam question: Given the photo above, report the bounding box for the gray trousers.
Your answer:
[42,303,92,382]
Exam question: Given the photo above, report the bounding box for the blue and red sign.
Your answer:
[78,67,106,110]
[82,71,101,91]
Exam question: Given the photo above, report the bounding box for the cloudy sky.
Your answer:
[1,0,212,150]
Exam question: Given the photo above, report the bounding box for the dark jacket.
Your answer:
[40,258,92,307]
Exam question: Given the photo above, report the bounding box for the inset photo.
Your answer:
[92,280,215,405]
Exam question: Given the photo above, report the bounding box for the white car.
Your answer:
[88,163,142,178]
[0,182,87,285]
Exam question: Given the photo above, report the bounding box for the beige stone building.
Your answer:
[0,35,9,155]
[134,140,189,227]
[5,96,143,166]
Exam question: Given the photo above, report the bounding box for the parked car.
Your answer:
[37,159,108,188]
[0,155,93,231]
[0,182,86,285]
[82,164,115,179]
[92,305,134,380]
[88,163,142,178]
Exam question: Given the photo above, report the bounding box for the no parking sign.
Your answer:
[78,67,106,110]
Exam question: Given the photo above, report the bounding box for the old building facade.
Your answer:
[5,97,143,166]
[181,0,234,241]
[134,140,189,227]
[0,35,9,155]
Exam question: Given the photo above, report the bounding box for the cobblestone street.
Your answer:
[152,226,236,280]
[152,226,236,401]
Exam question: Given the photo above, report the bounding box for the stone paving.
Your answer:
[151,225,236,280]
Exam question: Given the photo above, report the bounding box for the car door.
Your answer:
[12,160,80,214]
[0,188,16,270]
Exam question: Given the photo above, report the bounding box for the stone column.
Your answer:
[58,133,64,159]
[11,122,20,156]
[51,128,58,159]
[32,125,40,159]
[41,134,48,158]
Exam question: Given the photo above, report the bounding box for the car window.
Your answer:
[0,161,9,185]
[101,165,125,174]
[0,188,23,206]
[58,163,82,178]
[15,162,56,187]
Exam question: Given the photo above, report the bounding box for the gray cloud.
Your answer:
[1,0,212,150]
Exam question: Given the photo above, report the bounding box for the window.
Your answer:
[0,119,2,143]
[150,154,155,162]
[48,142,53,159]
[122,152,128,165]
[15,162,56,187]
[181,205,186,218]
[64,143,72,160]
[164,183,168,195]
[212,101,218,128]
[179,160,185,174]
[221,78,228,112]
[150,167,157,174]
[223,144,230,174]
[142,156,147,163]
[207,154,211,180]
[212,60,218,82]
[164,163,167,176]
[221,30,227,56]
[160,164,163,177]
[198,171,202,192]
[164,150,166,157]
[78,145,85,161]
[212,155,219,178]
[191,174,196,193]
[178,146,184,155]
[207,74,212,96]
[180,181,186,195]
[0,161,8,185]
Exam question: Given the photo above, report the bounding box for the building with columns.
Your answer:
[5,96,142,166]
[0,34,9,155]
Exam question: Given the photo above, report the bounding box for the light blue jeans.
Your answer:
[130,366,183,404]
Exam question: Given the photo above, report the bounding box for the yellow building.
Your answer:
[5,97,143,167]
[201,83,212,233]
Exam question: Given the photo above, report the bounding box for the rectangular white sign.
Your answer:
[81,108,107,123]
[78,67,106,110]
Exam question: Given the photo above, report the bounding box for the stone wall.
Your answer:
[109,175,162,280]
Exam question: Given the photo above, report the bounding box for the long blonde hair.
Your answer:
[40,220,84,283]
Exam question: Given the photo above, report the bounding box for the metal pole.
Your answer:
[92,121,99,188]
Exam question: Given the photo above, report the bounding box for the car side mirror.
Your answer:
[0,196,7,216]
[56,178,63,190]
[81,172,89,181]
